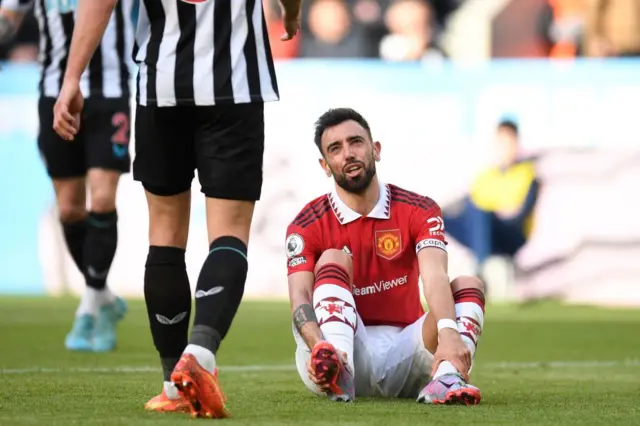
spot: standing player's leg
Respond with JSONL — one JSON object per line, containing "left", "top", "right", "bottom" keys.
{"left": 169, "top": 103, "right": 265, "bottom": 418}
{"left": 132, "top": 105, "right": 194, "bottom": 413}
{"left": 82, "top": 98, "right": 134, "bottom": 352}
{"left": 38, "top": 96, "right": 95, "bottom": 351}
{"left": 417, "top": 275, "right": 486, "bottom": 405}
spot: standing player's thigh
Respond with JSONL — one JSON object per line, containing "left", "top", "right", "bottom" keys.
{"left": 81, "top": 97, "right": 132, "bottom": 174}
{"left": 194, "top": 102, "right": 264, "bottom": 200}
{"left": 37, "top": 96, "right": 86, "bottom": 178}
{"left": 379, "top": 314, "right": 434, "bottom": 398}
{"left": 133, "top": 105, "right": 196, "bottom": 194}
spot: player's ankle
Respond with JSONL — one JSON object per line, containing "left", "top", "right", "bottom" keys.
{"left": 183, "top": 343, "right": 216, "bottom": 373}
{"left": 163, "top": 381, "right": 180, "bottom": 399}
{"left": 433, "top": 361, "right": 459, "bottom": 379}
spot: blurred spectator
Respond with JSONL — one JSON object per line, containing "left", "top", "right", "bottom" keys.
{"left": 0, "top": 8, "right": 38, "bottom": 62}
{"left": 584, "top": 0, "right": 640, "bottom": 57}
{"left": 538, "top": 0, "right": 587, "bottom": 58}
{"left": 299, "top": 0, "right": 372, "bottom": 58}
{"left": 443, "top": 119, "right": 539, "bottom": 277}
{"left": 379, "top": 0, "right": 446, "bottom": 62}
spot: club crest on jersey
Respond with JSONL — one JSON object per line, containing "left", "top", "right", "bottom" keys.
{"left": 375, "top": 229, "right": 402, "bottom": 260}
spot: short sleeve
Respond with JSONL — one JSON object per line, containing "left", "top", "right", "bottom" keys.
{"left": 285, "top": 223, "right": 320, "bottom": 275}
{"left": 411, "top": 201, "right": 448, "bottom": 254}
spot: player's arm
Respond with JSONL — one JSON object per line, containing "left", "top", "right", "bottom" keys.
{"left": 289, "top": 272, "right": 323, "bottom": 349}
{"left": 412, "top": 204, "right": 457, "bottom": 332}
{"left": 61, "top": 0, "right": 117, "bottom": 83}
{"left": 0, "top": 0, "right": 32, "bottom": 45}
{"left": 286, "top": 225, "right": 323, "bottom": 350}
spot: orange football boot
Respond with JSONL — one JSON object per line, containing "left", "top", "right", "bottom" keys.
{"left": 144, "top": 388, "right": 191, "bottom": 413}
{"left": 170, "top": 353, "right": 230, "bottom": 419}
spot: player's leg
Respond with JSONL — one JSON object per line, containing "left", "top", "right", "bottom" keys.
{"left": 133, "top": 105, "right": 194, "bottom": 413}
{"left": 417, "top": 275, "right": 486, "bottom": 405}
{"left": 81, "top": 98, "right": 134, "bottom": 351}
{"left": 169, "top": 103, "right": 265, "bottom": 417}
{"left": 38, "top": 96, "right": 95, "bottom": 351}
{"left": 307, "top": 248, "right": 357, "bottom": 401}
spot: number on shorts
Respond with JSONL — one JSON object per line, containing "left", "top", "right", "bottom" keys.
{"left": 111, "top": 112, "right": 130, "bottom": 145}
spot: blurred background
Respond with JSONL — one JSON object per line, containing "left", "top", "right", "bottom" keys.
{"left": 1, "top": 0, "right": 640, "bottom": 307}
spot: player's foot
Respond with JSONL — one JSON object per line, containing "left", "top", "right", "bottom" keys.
{"left": 170, "top": 353, "right": 230, "bottom": 418}
{"left": 311, "top": 341, "right": 355, "bottom": 402}
{"left": 92, "top": 297, "right": 127, "bottom": 352}
{"left": 64, "top": 314, "right": 94, "bottom": 351}
{"left": 417, "top": 372, "right": 481, "bottom": 405}
{"left": 144, "top": 389, "right": 191, "bottom": 413}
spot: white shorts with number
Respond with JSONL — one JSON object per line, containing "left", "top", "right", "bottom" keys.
{"left": 293, "top": 313, "right": 434, "bottom": 398}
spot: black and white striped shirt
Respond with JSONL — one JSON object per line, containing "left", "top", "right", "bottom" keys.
{"left": 134, "top": 0, "right": 279, "bottom": 107}
{"left": 2, "top": 0, "right": 135, "bottom": 99}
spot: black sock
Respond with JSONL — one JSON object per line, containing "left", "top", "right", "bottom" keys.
{"left": 61, "top": 219, "right": 86, "bottom": 273}
{"left": 83, "top": 211, "right": 118, "bottom": 290}
{"left": 144, "top": 246, "right": 192, "bottom": 381}
{"left": 189, "top": 236, "right": 248, "bottom": 354}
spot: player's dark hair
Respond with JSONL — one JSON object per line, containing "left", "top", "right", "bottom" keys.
{"left": 497, "top": 119, "right": 519, "bottom": 137}
{"left": 314, "top": 108, "right": 373, "bottom": 154}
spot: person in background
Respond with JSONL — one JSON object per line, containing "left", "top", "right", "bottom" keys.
{"left": 379, "top": 0, "right": 446, "bottom": 63}
{"left": 584, "top": 0, "right": 640, "bottom": 57}
{"left": 443, "top": 119, "right": 539, "bottom": 279}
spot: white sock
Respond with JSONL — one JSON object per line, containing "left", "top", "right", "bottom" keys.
{"left": 432, "top": 301, "right": 485, "bottom": 379}
{"left": 184, "top": 343, "right": 216, "bottom": 374}
{"left": 98, "top": 287, "right": 117, "bottom": 305}
{"left": 75, "top": 287, "right": 101, "bottom": 316}
{"left": 433, "top": 360, "right": 459, "bottom": 379}
{"left": 163, "top": 381, "right": 180, "bottom": 399}
{"left": 313, "top": 278, "right": 356, "bottom": 373}
{"left": 455, "top": 301, "right": 485, "bottom": 374}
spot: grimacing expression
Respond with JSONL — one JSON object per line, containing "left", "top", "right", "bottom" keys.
{"left": 320, "top": 120, "right": 380, "bottom": 194}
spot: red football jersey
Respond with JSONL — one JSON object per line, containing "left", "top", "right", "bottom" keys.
{"left": 285, "top": 183, "right": 447, "bottom": 328}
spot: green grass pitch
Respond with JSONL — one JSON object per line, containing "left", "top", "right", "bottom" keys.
{"left": 0, "top": 297, "right": 639, "bottom": 425}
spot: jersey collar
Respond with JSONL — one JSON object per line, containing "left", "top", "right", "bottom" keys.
{"left": 328, "top": 182, "right": 391, "bottom": 225}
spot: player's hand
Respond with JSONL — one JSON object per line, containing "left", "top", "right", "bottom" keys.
{"left": 432, "top": 328, "right": 472, "bottom": 380}
{"left": 307, "top": 349, "right": 348, "bottom": 392}
{"left": 53, "top": 78, "right": 84, "bottom": 141}
{"left": 279, "top": 0, "right": 301, "bottom": 41}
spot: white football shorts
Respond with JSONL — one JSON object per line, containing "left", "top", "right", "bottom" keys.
{"left": 293, "top": 313, "right": 434, "bottom": 398}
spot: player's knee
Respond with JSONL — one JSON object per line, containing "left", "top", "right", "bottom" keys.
{"left": 146, "top": 191, "right": 191, "bottom": 248}
{"left": 58, "top": 203, "right": 86, "bottom": 223}
{"left": 315, "top": 249, "right": 353, "bottom": 278}
{"left": 205, "top": 198, "right": 255, "bottom": 245}
{"left": 53, "top": 179, "right": 86, "bottom": 222}
{"left": 450, "top": 275, "right": 485, "bottom": 293}
{"left": 88, "top": 169, "right": 120, "bottom": 212}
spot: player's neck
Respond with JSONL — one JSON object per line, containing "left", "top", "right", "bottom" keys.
{"left": 335, "top": 177, "right": 381, "bottom": 217}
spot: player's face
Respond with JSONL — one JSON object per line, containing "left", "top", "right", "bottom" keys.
{"left": 319, "top": 120, "right": 381, "bottom": 194}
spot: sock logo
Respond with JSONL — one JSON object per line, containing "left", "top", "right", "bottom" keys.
{"left": 314, "top": 297, "right": 357, "bottom": 331}
{"left": 156, "top": 311, "right": 188, "bottom": 325}
{"left": 87, "top": 266, "right": 109, "bottom": 280}
{"left": 195, "top": 286, "right": 224, "bottom": 299}
{"left": 458, "top": 316, "right": 481, "bottom": 345}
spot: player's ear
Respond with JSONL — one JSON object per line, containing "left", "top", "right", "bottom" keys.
{"left": 319, "top": 158, "right": 332, "bottom": 178}
{"left": 373, "top": 141, "right": 381, "bottom": 162}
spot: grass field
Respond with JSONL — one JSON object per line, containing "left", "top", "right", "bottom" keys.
{"left": 1, "top": 297, "right": 639, "bottom": 425}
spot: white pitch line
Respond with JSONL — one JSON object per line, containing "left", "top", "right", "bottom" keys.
{"left": 1, "top": 360, "right": 639, "bottom": 375}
